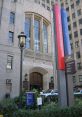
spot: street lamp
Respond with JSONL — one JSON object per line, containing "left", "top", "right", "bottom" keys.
{"left": 18, "top": 32, "right": 26, "bottom": 108}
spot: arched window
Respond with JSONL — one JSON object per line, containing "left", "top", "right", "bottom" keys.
{"left": 43, "top": 23, "right": 48, "bottom": 53}
{"left": 34, "top": 19, "right": 40, "bottom": 51}
{"left": 25, "top": 18, "right": 31, "bottom": 48}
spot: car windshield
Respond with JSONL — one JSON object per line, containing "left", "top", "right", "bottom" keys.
{"left": 51, "top": 89, "right": 58, "bottom": 93}
{"left": 43, "top": 89, "right": 52, "bottom": 93}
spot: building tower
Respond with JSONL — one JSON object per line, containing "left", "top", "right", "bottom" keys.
{"left": 58, "top": 0, "right": 82, "bottom": 90}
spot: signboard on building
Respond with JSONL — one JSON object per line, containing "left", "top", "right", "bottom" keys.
{"left": 23, "top": 80, "right": 28, "bottom": 89}
{"left": 26, "top": 92, "right": 35, "bottom": 106}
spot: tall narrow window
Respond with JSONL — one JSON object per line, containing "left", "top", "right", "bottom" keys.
{"left": 10, "top": 12, "right": 15, "bottom": 24}
{"left": 79, "top": 75, "right": 82, "bottom": 82}
{"left": 7, "top": 55, "right": 13, "bottom": 69}
{"left": 43, "top": 23, "right": 48, "bottom": 53}
{"left": 77, "top": 62, "right": 82, "bottom": 70}
{"left": 76, "top": 51, "right": 80, "bottom": 59}
{"left": 25, "top": 18, "right": 31, "bottom": 48}
{"left": 73, "top": 22, "right": 77, "bottom": 28}
{"left": 72, "top": 76, "right": 76, "bottom": 83}
{"left": 77, "top": 9, "right": 81, "bottom": 16}
{"left": 34, "top": 19, "right": 40, "bottom": 51}
{"left": 74, "top": 31, "right": 78, "bottom": 38}
{"left": 72, "top": 13, "right": 75, "bottom": 19}
{"left": 80, "top": 29, "right": 82, "bottom": 35}
{"left": 79, "top": 18, "right": 82, "bottom": 25}
{"left": 8, "top": 31, "right": 14, "bottom": 44}
{"left": 75, "top": 41, "right": 79, "bottom": 48}
{"left": 71, "top": 4, "right": 74, "bottom": 9}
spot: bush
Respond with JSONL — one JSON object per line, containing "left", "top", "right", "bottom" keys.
{"left": 74, "top": 97, "right": 82, "bottom": 106}
{"left": 0, "top": 99, "right": 18, "bottom": 117}
{"left": 0, "top": 98, "right": 82, "bottom": 117}
{"left": 12, "top": 105, "right": 82, "bottom": 117}
{"left": 0, "top": 94, "right": 82, "bottom": 117}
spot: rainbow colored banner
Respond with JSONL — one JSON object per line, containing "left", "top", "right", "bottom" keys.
{"left": 53, "top": 4, "right": 65, "bottom": 70}
{"left": 61, "top": 7, "right": 71, "bottom": 56}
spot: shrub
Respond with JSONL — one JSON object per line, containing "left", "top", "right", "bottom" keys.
{"left": 11, "top": 104, "right": 82, "bottom": 117}
{"left": 0, "top": 99, "right": 18, "bottom": 117}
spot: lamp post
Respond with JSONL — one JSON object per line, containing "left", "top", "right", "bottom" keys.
{"left": 18, "top": 32, "right": 26, "bottom": 108}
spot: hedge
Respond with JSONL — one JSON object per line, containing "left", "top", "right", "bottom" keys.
{"left": 0, "top": 104, "right": 82, "bottom": 117}
{"left": 11, "top": 105, "right": 82, "bottom": 117}
{"left": 0, "top": 98, "right": 82, "bottom": 117}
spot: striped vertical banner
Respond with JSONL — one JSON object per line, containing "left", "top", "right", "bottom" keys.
{"left": 53, "top": 4, "right": 65, "bottom": 70}
{"left": 61, "top": 7, "right": 71, "bottom": 56}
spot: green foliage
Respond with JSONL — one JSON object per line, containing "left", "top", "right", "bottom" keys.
{"left": 0, "top": 99, "right": 18, "bottom": 117}
{"left": 0, "top": 98, "right": 82, "bottom": 117}
{"left": 74, "top": 97, "right": 82, "bottom": 106}
{"left": 0, "top": 92, "right": 82, "bottom": 117}
{"left": 12, "top": 105, "right": 82, "bottom": 117}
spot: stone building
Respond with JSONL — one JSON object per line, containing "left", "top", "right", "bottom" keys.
{"left": 0, "top": 0, "right": 56, "bottom": 99}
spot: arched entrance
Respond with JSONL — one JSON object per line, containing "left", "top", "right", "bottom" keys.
{"left": 30, "top": 72, "right": 43, "bottom": 91}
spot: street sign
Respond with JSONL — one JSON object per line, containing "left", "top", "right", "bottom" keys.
{"left": 26, "top": 92, "right": 35, "bottom": 106}
{"left": 37, "top": 97, "right": 42, "bottom": 106}
{"left": 65, "top": 59, "right": 76, "bottom": 74}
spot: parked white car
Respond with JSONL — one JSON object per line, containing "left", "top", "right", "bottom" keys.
{"left": 74, "top": 90, "right": 82, "bottom": 95}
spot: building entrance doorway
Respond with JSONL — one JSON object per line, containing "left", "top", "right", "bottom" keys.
{"left": 29, "top": 72, "right": 43, "bottom": 91}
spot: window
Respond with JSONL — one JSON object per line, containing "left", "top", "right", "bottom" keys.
{"left": 76, "top": 0, "right": 80, "bottom": 5}
{"left": 8, "top": 31, "right": 14, "bottom": 44}
{"left": 10, "top": 12, "right": 15, "bottom": 24}
{"left": 71, "top": 4, "right": 74, "bottom": 9}
{"left": 35, "top": 0, "right": 40, "bottom": 4}
{"left": 75, "top": 41, "right": 79, "bottom": 48}
{"left": 11, "top": 0, "right": 17, "bottom": 2}
{"left": 73, "top": 22, "right": 77, "bottom": 28}
{"left": 70, "top": 43, "right": 73, "bottom": 49}
{"left": 66, "top": 7, "right": 69, "bottom": 12}
{"left": 67, "top": 16, "right": 70, "bottom": 22}
{"left": 76, "top": 51, "right": 80, "bottom": 59}
{"left": 79, "top": 18, "right": 82, "bottom": 25}
{"left": 51, "top": 1, "right": 54, "bottom": 6}
{"left": 7, "top": 55, "right": 13, "bottom": 69}
{"left": 43, "top": 23, "right": 48, "bottom": 53}
{"left": 79, "top": 75, "right": 82, "bottom": 82}
{"left": 72, "top": 76, "right": 76, "bottom": 83}
{"left": 46, "top": 0, "right": 49, "bottom": 3}
{"left": 47, "top": 6, "right": 50, "bottom": 11}
{"left": 25, "top": 18, "right": 31, "bottom": 48}
{"left": 68, "top": 25, "right": 71, "bottom": 30}
{"left": 72, "top": 13, "right": 75, "bottom": 19}
{"left": 77, "top": 9, "right": 81, "bottom": 16}
{"left": 34, "top": 19, "right": 40, "bottom": 51}
{"left": 69, "top": 34, "right": 72, "bottom": 40}
{"left": 42, "top": 3, "right": 45, "bottom": 7}
{"left": 74, "top": 31, "right": 78, "bottom": 38}
{"left": 81, "top": 39, "right": 82, "bottom": 45}
{"left": 77, "top": 62, "right": 81, "bottom": 70}
{"left": 61, "top": 3, "right": 63, "bottom": 6}
{"left": 80, "top": 29, "right": 82, "bottom": 35}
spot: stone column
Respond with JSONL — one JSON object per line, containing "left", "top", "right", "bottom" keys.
{"left": 30, "top": 13, "right": 34, "bottom": 50}
{"left": 48, "top": 24, "right": 51, "bottom": 54}
{"left": 40, "top": 17, "right": 43, "bottom": 52}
